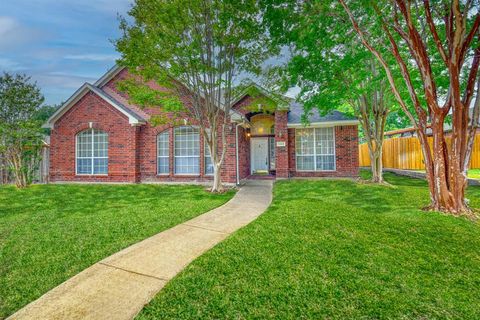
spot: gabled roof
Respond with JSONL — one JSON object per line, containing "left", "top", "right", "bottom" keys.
{"left": 94, "top": 65, "right": 125, "bottom": 87}
{"left": 229, "top": 82, "right": 290, "bottom": 110}
{"left": 42, "top": 83, "right": 147, "bottom": 129}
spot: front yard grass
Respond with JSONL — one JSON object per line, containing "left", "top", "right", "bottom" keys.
{"left": 469, "top": 169, "right": 480, "bottom": 179}
{"left": 0, "top": 184, "right": 234, "bottom": 319}
{"left": 138, "top": 172, "right": 480, "bottom": 319}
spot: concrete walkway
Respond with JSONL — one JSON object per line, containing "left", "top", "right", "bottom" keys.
{"left": 9, "top": 180, "right": 273, "bottom": 320}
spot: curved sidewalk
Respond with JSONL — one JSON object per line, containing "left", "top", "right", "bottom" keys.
{"left": 9, "top": 180, "right": 273, "bottom": 320}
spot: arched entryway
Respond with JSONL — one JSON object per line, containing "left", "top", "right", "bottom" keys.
{"left": 249, "top": 114, "right": 276, "bottom": 175}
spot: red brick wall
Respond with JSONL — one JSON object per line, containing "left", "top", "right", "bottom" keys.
{"left": 287, "top": 125, "right": 359, "bottom": 177}
{"left": 111, "top": 120, "right": 239, "bottom": 184}
{"left": 275, "top": 111, "right": 289, "bottom": 178}
{"left": 237, "top": 126, "right": 250, "bottom": 179}
{"left": 49, "top": 92, "right": 140, "bottom": 182}
{"left": 50, "top": 67, "right": 358, "bottom": 184}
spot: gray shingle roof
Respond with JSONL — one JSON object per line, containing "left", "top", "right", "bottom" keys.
{"left": 287, "top": 102, "right": 356, "bottom": 124}
{"left": 88, "top": 85, "right": 148, "bottom": 122}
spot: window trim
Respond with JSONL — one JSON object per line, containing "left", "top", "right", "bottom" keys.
{"left": 75, "top": 128, "right": 109, "bottom": 176}
{"left": 173, "top": 126, "right": 201, "bottom": 176}
{"left": 295, "top": 127, "right": 336, "bottom": 172}
{"left": 156, "top": 130, "right": 170, "bottom": 176}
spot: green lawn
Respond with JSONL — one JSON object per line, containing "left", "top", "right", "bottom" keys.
{"left": 138, "top": 172, "right": 480, "bottom": 319}
{"left": 0, "top": 184, "right": 234, "bottom": 319}
{"left": 469, "top": 169, "right": 480, "bottom": 179}
{"left": 411, "top": 169, "right": 480, "bottom": 180}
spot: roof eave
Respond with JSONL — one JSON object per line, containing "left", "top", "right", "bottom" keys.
{"left": 43, "top": 82, "right": 146, "bottom": 129}
{"left": 287, "top": 120, "right": 360, "bottom": 128}
{"left": 94, "top": 65, "right": 125, "bottom": 87}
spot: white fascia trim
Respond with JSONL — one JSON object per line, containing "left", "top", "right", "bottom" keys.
{"left": 43, "top": 83, "right": 145, "bottom": 129}
{"left": 287, "top": 120, "right": 359, "bottom": 128}
{"left": 94, "top": 65, "right": 125, "bottom": 87}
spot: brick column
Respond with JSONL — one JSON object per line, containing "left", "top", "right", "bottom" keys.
{"left": 275, "top": 110, "right": 289, "bottom": 178}
{"left": 127, "top": 125, "right": 141, "bottom": 183}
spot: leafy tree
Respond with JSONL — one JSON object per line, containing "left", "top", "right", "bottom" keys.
{"left": 337, "top": 0, "right": 480, "bottom": 215}
{"left": 115, "top": 0, "right": 273, "bottom": 192}
{"left": 35, "top": 103, "right": 61, "bottom": 135}
{"left": 0, "top": 73, "right": 45, "bottom": 188}
{"left": 262, "top": 1, "right": 404, "bottom": 183}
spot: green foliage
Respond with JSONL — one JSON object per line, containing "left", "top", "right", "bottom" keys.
{"left": 0, "top": 183, "right": 235, "bottom": 318}
{"left": 0, "top": 73, "right": 45, "bottom": 187}
{"left": 34, "top": 103, "right": 61, "bottom": 135}
{"left": 115, "top": 0, "right": 273, "bottom": 114}
{"left": 233, "top": 82, "right": 288, "bottom": 114}
{"left": 115, "top": 0, "right": 274, "bottom": 191}
{"left": 262, "top": 0, "right": 409, "bottom": 131}
{"left": 137, "top": 172, "right": 480, "bottom": 319}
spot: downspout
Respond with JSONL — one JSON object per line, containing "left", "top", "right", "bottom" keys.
{"left": 235, "top": 122, "right": 242, "bottom": 186}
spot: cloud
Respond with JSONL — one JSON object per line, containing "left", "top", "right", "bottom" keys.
{"left": 0, "top": 58, "right": 24, "bottom": 71}
{"left": 33, "top": 72, "right": 97, "bottom": 89}
{"left": 64, "top": 53, "right": 119, "bottom": 61}
{"left": 0, "top": 16, "right": 48, "bottom": 50}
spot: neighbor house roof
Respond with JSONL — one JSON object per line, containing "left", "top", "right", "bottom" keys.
{"left": 287, "top": 102, "right": 359, "bottom": 127}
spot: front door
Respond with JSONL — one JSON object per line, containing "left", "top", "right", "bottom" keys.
{"left": 251, "top": 137, "right": 269, "bottom": 174}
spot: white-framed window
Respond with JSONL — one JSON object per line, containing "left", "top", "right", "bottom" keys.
{"left": 76, "top": 129, "right": 108, "bottom": 175}
{"left": 295, "top": 127, "right": 335, "bottom": 171}
{"left": 157, "top": 130, "right": 170, "bottom": 175}
{"left": 174, "top": 126, "right": 200, "bottom": 174}
{"left": 204, "top": 141, "right": 214, "bottom": 175}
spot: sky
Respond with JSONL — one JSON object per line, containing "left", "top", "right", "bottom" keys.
{"left": 0, "top": 0, "right": 132, "bottom": 105}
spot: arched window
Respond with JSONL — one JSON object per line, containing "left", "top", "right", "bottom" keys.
{"left": 76, "top": 129, "right": 108, "bottom": 175}
{"left": 157, "top": 130, "right": 170, "bottom": 175}
{"left": 174, "top": 126, "right": 200, "bottom": 174}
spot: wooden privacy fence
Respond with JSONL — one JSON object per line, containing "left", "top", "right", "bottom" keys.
{"left": 359, "top": 133, "right": 480, "bottom": 170}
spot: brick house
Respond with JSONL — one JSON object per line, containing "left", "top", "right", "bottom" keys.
{"left": 44, "top": 66, "right": 359, "bottom": 184}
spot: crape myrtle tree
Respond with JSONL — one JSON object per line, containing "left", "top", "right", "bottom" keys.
{"left": 337, "top": 0, "right": 480, "bottom": 215}
{"left": 115, "top": 0, "right": 272, "bottom": 192}
{"left": 262, "top": 1, "right": 400, "bottom": 183}
{"left": 0, "top": 73, "right": 45, "bottom": 188}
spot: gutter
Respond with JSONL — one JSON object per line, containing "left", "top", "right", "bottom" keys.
{"left": 287, "top": 120, "right": 359, "bottom": 128}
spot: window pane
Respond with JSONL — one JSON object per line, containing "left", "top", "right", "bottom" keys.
{"left": 77, "top": 131, "right": 92, "bottom": 158}
{"left": 77, "top": 158, "right": 92, "bottom": 174}
{"left": 93, "top": 130, "right": 108, "bottom": 157}
{"left": 157, "top": 131, "right": 169, "bottom": 157}
{"left": 93, "top": 158, "right": 108, "bottom": 174}
{"left": 315, "top": 127, "right": 335, "bottom": 170}
{"left": 295, "top": 129, "right": 314, "bottom": 155}
{"left": 175, "top": 157, "right": 200, "bottom": 174}
{"left": 315, "top": 127, "right": 334, "bottom": 156}
{"left": 269, "top": 137, "right": 275, "bottom": 170}
{"left": 174, "top": 127, "right": 200, "bottom": 174}
{"left": 76, "top": 129, "right": 108, "bottom": 175}
{"left": 158, "top": 157, "right": 169, "bottom": 174}
{"left": 296, "top": 155, "right": 315, "bottom": 171}
{"left": 157, "top": 131, "right": 170, "bottom": 174}
{"left": 316, "top": 155, "right": 335, "bottom": 171}
{"left": 174, "top": 127, "right": 199, "bottom": 157}
{"left": 204, "top": 141, "right": 214, "bottom": 175}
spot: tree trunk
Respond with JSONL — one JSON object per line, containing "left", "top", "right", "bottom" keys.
{"left": 422, "top": 117, "right": 470, "bottom": 215}
{"left": 370, "top": 147, "right": 384, "bottom": 183}
{"left": 211, "top": 162, "right": 223, "bottom": 193}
